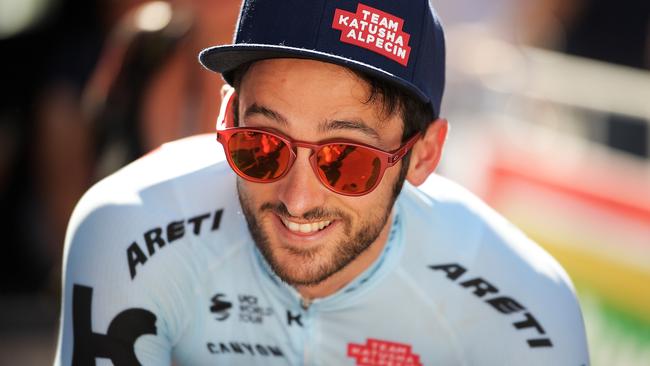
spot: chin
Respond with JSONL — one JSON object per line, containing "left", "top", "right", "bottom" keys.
{"left": 262, "top": 233, "right": 342, "bottom": 286}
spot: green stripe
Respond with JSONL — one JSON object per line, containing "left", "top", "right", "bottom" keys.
{"left": 598, "top": 297, "right": 650, "bottom": 345}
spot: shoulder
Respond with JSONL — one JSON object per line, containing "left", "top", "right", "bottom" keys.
{"left": 65, "top": 133, "right": 240, "bottom": 282}
{"left": 73, "top": 133, "right": 228, "bottom": 216}
{"left": 401, "top": 174, "right": 576, "bottom": 296}
{"left": 399, "top": 174, "right": 574, "bottom": 290}
{"left": 395, "top": 175, "right": 589, "bottom": 363}
{"left": 69, "top": 133, "right": 232, "bottom": 233}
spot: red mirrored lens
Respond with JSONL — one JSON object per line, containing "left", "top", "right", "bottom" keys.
{"left": 227, "top": 131, "right": 291, "bottom": 180}
{"left": 316, "top": 144, "right": 381, "bottom": 194}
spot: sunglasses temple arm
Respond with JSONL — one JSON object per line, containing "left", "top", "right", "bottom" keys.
{"left": 388, "top": 133, "right": 421, "bottom": 166}
{"left": 216, "top": 88, "right": 237, "bottom": 130}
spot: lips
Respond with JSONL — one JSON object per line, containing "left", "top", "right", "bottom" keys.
{"left": 280, "top": 217, "right": 332, "bottom": 234}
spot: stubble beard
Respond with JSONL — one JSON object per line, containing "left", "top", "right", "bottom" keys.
{"left": 237, "top": 180, "right": 400, "bottom": 288}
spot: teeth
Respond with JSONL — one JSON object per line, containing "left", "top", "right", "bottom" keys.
{"left": 300, "top": 224, "right": 312, "bottom": 233}
{"left": 282, "top": 218, "right": 332, "bottom": 234}
{"left": 287, "top": 221, "right": 300, "bottom": 232}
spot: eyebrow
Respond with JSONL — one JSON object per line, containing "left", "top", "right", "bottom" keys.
{"left": 242, "top": 102, "right": 380, "bottom": 141}
{"left": 319, "top": 119, "right": 380, "bottom": 141}
{"left": 243, "top": 103, "right": 288, "bottom": 126}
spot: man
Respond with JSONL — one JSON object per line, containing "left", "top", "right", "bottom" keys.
{"left": 54, "top": 0, "right": 590, "bottom": 365}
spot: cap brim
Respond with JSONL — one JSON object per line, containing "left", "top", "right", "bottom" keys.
{"left": 199, "top": 44, "right": 430, "bottom": 105}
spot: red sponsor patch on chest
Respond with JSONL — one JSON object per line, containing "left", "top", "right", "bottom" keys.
{"left": 347, "top": 338, "right": 423, "bottom": 366}
{"left": 332, "top": 3, "right": 412, "bottom": 66}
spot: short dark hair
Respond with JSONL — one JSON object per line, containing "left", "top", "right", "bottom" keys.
{"left": 230, "top": 61, "right": 434, "bottom": 142}
{"left": 352, "top": 70, "right": 434, "bottom": 142}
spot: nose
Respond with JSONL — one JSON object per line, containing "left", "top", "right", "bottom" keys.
{"left": 276, "top": 147, "right": 328, "bottom": 218}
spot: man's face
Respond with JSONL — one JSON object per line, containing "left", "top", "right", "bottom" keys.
{"left": 236, "top": 59, "right": 407, "bottom": 287}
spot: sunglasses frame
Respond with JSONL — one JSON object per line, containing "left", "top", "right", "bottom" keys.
{"left": 215, "top": 89, "right": 421, "bottom": 196}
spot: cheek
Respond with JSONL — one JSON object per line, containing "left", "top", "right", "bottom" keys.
{"left": 367, "top": 164, "right": 404, "bottom": 209}
{"left": 238, "top": 179, "right": 276, "bottom": 202}
{"left": 340, "top": 177, "right": 395, "bottom": 220}
{"left": 237, "top": 179, "right": 266, "bottom": 219}
{"left": 237, "top": 179, "right": 285, "bottom": 226}
{"left": 377, "top": 162, "right": 403, "bottom": 193}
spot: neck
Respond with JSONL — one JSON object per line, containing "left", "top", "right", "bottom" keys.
{"left": 295, "top": 211, "right": 395, "bottom": 301}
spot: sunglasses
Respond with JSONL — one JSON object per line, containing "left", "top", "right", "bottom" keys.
{"left": 215, "top": 90, "right": 420, "bottom": 196}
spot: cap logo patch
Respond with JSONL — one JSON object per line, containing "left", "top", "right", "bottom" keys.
{"left": 332, "top": 3, "right": 411, "bottom": 66}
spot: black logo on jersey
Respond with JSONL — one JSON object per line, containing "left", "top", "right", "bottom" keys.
{"left": 210, "top": 293, "right": 233, "bottom": 321}
{"left": 287, "top": 310, "right": 303, "bottom": 327}
{"left": 208, "top": 293, "right": 274, "bottom": 324}
{"left": 206, "top": 341, "right": 285, "bottom": 358}
{"left": 238, "top": 295, "right": 273, "bottom": 324}
{"left": 127, "top": 209, "right": 224, "bottom": 280}
{"left": 429, "top": 263, "right": 553, "bottom": 348}
{"left": 72, "top": 284, "right": 157, "bottom": 366}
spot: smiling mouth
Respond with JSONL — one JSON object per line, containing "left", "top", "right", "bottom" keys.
{"left": 280, "top": 217, "right": 333, "bottom": 234}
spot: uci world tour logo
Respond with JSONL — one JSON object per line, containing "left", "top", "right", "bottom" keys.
{"left": 332, "top": 3, "right": 411, "bottom": 66}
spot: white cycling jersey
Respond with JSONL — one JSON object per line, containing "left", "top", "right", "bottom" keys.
{"left": 54, "top": 134, "right": 589, "bottom": 366}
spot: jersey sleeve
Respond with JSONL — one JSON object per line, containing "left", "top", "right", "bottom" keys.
{"left": 465, "top": 219, "right": 591, "bottom": 365}
{"left": 412, "top": 177, "right": 590, "bottom": 365}
{"left": 53, "top": 177, "right": 201, "bottom": 366}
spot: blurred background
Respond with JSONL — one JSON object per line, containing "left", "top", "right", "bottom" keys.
{"left": 0, "top": 0, "right": 648, "bottom": 364}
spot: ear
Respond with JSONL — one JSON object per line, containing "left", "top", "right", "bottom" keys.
{"left": 406, "top": 118, "right": 448, "bottom": 186}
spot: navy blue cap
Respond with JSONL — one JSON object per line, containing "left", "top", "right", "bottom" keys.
{"left": 199, "top": 0, "right": 445, "bottom": 118}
